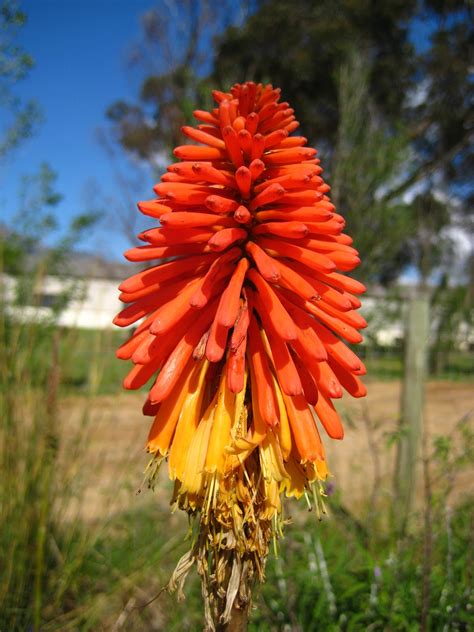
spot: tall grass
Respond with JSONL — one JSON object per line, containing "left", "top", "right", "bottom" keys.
{"left": 0, "top": 288, "right": 92, "bottom": 629}
{"left": 0, "top": 254, "right": 131, "bottom": 630}
{"left": 0, "top": 267, "right": 183, "bottom": 631}
{"left": 251, "top": 498, "right": 473, "bottom": 630}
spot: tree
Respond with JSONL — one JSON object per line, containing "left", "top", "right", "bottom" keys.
{"left": 213, "top": 0, "right": 473, "bottom": 283}
{"left": 331, "top": 47, "right": 413, "bottom": 283}
{"left": 0, "top": 0, "right": 41, "bottom": 160}
{"left": 214, "top": 0, "right": 417, "bottom": 161}
{"left": 1, "top": 162, "right": 62, "bottom": 275}
{"left": 106, "top": 0, "right": 253, "bottom": 172}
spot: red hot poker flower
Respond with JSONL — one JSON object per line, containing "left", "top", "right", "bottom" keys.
{"left": 115, "top": 81, "right": 367, "bottom": 626}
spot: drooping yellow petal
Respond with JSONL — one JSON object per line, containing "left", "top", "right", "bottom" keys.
{"left": 205, "top": 370, "right": 235, "bottom": 475}
{"left": 227, "top": 360, "right": 268, "bottom": 461}
{"left": 279, "top": 456, "right": 308, "bottom": 499}
{"left": 147, "top": 357, "right": 197, "bottom": 456}
{"left": 261, "top": 478, "right": 281, "bottom": 520}
{"left": 179, "top": 393, "right": 216, "bottom": 495}
{"left": 315, "top": 457, "right": 329, "bottom": 480}
{"left": 168, "top": 360, "right": 209, "bottom": 480}
{"left": 260, "top": 431, "right": 288, "bottom": 483}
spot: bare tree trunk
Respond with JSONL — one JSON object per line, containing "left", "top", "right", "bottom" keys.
{"left": 394, "top": 288, "right": 430, "bottom": 533}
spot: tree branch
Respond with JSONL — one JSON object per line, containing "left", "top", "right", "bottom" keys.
{"left": 380, "top": 133, "right": 473, "bottom": 204}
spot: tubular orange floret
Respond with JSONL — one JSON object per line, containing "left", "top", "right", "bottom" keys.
{"left": 215, "top": 258, "right": 250, "bottom": 328}
{"left": 205, "top": 310, "right": 229, "bottom": 362}
{"left": 255, "top": 298, "right": 303, "bottom": 397}
{"left": 245, "top": 241, "right": 281, "bottom": 282}
{"left": 160, "top": 212, "right": 237, "bottom": 229}
{"left": 181, "top": 125, "right": 226, "bottom": 149}
{"left": 205, "top": 194, "right": 240, "bottom": 214}
{"left": 190, "top": 162, "right": 235, "bottom": 187}
{"left": 139, "top": 227, "right": 214, "bottom": 246}
{"left": 235, "top": 166, "right": 252, "bottom": 198}
{"left": 173, "top": 145, "right": 227, "bottom": 161}
{"left": 291, "top": 350, "right": 319, "bottom": 405}
{"left": 253, "top": 220, "right": 309, "bottom": 239}
{"left": 230, "top": 292, "right": 252, "bottom": 352}
{"left": 137, "top": 200, "right": 172, "bottom": 218}
{"left": 283, "top": 392, "right": 325, "bottom": 462}
{"left": 256, "top": 236, "right": 336, "bottom": 273}
{"left": 255, "top": 206, "right": 332, "bottom": 222}
{"left": 149, "top": 300, "right": 218, "bottom": 404}
{"left": 124, "top": 243, "right": 211, "bottom": 261}
{"left": 115, "top": 81, "right": 366, "bottom": 623}
{"left": 188, "top": 250, "right": 239, "bottom": 308}
{"left": 118, "top": 252, "right": 218, "bottom": 294}
{"left": 234, "top": 204, "right": 252, "bottom": 223}
{"left": 247, "top": 268, "right": 297, "bottom": 341}
{"left": 247, "top": 316, "right": 280, "bottom": 427}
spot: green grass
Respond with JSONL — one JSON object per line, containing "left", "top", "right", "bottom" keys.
{"left": 38, "top": 501, "right": 199, "bottom": 631}
{"left": 28, "top": 494, "right": 473, "bottom": 631}
{"left": 10, "top": 323, "right": 469, "bottom": 395}
{"left": 58, "top": 327, "right": 130, "bottom": 394}
{"left": 362, "top": 349, "right": 473, "bottom": 381}
{"left": 252, "top": 498, "right": 473, "bottom": 631}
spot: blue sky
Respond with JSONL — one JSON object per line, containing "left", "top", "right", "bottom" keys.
{"left": 1, "top": 0, "right": 156, "bottom": 260}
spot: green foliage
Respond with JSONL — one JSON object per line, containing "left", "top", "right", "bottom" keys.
{"left": 7, "top": 488, "right": 470, "bottom": 630}
{"left": 0, "top": 302, "right": 472, "bottom": 629}
{"left": 0, "top": 315, "right": 85, "bottom": 631}
{"left": 0, "top": 162, "right": 101, "bottom": 631}
{"left": 429, "top": 272, "right": 474, "bottom": 375}
{"left": 58, "top": 328, "right": 129, "bottom": 394}
{"left": 214, "top": 0, "right": 416, "bottom": 150}
{"left": 107, "top": 66, "right": 213, "bottom": 165}
{"left": 105, "top": 0, "right": 249, "bottom": 170}
{"left": 2, "top": 162, "right": 62, "bottom": 275}
{"left": 1, "top": 162, "right": 100, "bottom": 326}
{"left": 214, "top": 0, "right": 472, "bottom": 200}
{"left": 362, "top": 348, "right": 473, "bottom": 381}
{"left": 250, "top": 499, "right": 473, "bottom": 631}
{"left": 212, "top": 0, "right": 473, "bottom": 286}
{"left": 0, "top": 0, "right": 42, "bottom": 158}
{"left": 331, "top": 47, "right": 413, "bottom": 283}
{"left": 0, "top": 310, "right": 195, "bottom": 629}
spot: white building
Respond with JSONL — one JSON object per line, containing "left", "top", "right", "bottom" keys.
{"left": 2, "top": 254, "right": 129, "bottom": 330}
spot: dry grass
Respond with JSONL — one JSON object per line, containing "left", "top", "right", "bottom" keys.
{"left": 60, "top": 380, "right": 474, "bottom": 522}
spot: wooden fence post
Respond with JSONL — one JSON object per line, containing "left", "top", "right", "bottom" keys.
{"left": 394, "top": 288, "right": 430, "bottom": 533}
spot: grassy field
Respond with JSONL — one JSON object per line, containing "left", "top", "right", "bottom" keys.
{"left": 1, "top": 322, "right": 473, "bottom": 630}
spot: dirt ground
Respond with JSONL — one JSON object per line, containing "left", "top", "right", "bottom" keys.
{"left": 60, "top": 380, "right": 474, "bottom": 522}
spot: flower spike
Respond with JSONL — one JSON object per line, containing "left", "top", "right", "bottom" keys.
{"left": 115, "top": 81, "right": 367, "bottom": 627}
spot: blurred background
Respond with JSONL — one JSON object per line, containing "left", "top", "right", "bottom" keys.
{"left": 0, "top": 0, "right": 472, "bottom": 630}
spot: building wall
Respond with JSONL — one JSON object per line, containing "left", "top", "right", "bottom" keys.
{"left": 57, "top": 277, "right": 124, "bottom": 329}
{"left": 2, "top": 274, "right": 126, "bottom": 330}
